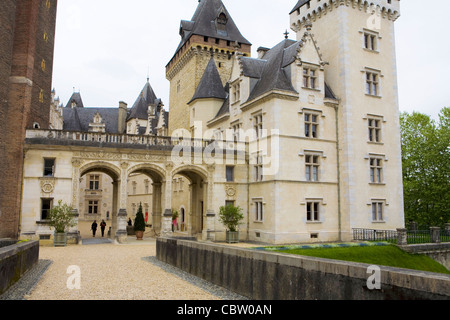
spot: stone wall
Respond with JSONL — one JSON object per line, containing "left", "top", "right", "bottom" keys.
{"left": 0, "top": 240, "right": 39, "bottom": 295}
{"left": 156, "top": 237, "right": 450, "bottom": 300}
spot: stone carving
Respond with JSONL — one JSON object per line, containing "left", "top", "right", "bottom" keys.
{"left": 225, "top": 185, "right": 236, "bottom": 199}
{"left": 40, "top": 178, "right": 55, "bottom": 194}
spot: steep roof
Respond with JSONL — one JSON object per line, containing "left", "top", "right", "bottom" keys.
{"left": 128, "top": 80, "right": 161, "bottom": 120}
{"left": 174, "top": 0, "right": 251, "bottom": 56}
{"left": 290, "top": 0, "right": 310, "bottom": 14}
{"left": 189, "top": 57, "right": 228, "bottom": 104}
{"left": 65, "top": 92, "right": 84, "bottom": 108}
{"left": 245, "top": 39, "right": 299, "bottom": 102}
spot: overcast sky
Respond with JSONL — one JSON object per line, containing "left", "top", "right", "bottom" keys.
{"left": 52, "top": 0, "right": 449, "bottom": 120}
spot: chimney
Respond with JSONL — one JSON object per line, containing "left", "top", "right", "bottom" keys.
{"left": 118, "top": 101, "right": 128, "bottom": 133}
{"left": 257, "top": 46, "right": 269, "bottom": 59}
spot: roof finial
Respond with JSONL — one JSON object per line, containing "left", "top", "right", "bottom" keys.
{"left": 147, "top": 66, "right": 150, "bottom": 82}
{"left": 284, "top": 30, "right": 289, "bottom": 39}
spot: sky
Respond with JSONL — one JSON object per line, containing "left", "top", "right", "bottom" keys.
{"left": 52, "top": 0, "right": 450, "bottom": 120}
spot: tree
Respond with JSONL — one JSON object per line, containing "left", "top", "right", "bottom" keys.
{"left": 48, "top": 200, "right": 77, "bottom": 233}
{"left": 134, "top": 203, "right": 146, "bottom": 232}
{"left": 400, "top": 107, "right": 449, "bottom": 228}
{"left": 218, "top": 204, "right": 244, "bottom": 232}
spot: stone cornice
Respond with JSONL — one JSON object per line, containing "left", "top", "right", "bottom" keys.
{"left": 290, "top": 0, "right": 401, "bottom": 33}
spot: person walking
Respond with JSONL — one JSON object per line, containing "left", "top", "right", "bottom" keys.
{"left": 100, "top": 220, "right": 107, "bottom": 237}
{"left": 91, "top": 220, "right": 98, "bottom": 237}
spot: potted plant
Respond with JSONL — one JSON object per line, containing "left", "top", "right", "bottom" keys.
{"left": 218, "top": 204, "right": 244, "bottom": 243}
{"left": 47, "top": 200, "right": 77, "bottom": 247}
{"left": 134, "top": 203, "right": 146, "bottom": 240}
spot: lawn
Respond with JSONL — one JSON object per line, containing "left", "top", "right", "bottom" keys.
{"left": 274, "top": 245, "right": 450, "bottom": 275}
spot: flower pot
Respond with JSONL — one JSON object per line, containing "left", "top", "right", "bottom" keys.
{"left": 53, "top": 232, "right": 67, "bottom": 247}
{"left": 226, "top": 230, "right": 239, "bottom": 244}
{"left": 135, "top": 231, "right": 144, "bottom": 240}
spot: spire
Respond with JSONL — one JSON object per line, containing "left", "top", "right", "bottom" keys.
{"left": 174, "top": 0, "right": 251, "bottom": 56}
{"left": 188, "top": 57, "right": 227, "bottom": 104}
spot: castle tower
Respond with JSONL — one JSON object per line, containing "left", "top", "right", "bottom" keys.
{"left": 0, "top": 0, "right": 58, "bottom": 238}
{"left": 290, "top": 0, "right": 404, "bottom": 238}
{"left": 166, "top": 0, "right": 251, "bottom": 134}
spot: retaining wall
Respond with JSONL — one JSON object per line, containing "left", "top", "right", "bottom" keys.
{"left": 0, "top": 240, "right": 39, "bottom": 295}
{"left": 156, "top": 237, "right": 450, "bottom": 300}
{"left": 400, "top": 243, "right": 450, "bottom": 270}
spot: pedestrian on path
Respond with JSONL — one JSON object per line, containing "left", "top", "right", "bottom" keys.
{"left": 91, "top": 220, "right": 98, "bottom": 237}
{"left": 100, "top": 220, "right": 107, "bottom": 237}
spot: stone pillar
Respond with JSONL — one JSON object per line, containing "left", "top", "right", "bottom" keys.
{"left": 430, "top": 227, "right": 441, "bottom": 244}
{"left": 161, "top": 166, "right": 173, "bottom": 236}
{"left": 115, "top": 209, "right": 128, "bottom": 243}
{"left": 396, "top": 228, "right": 407, "bottom": 246}
{"left": 68, "top": 209, "right": 80, "bottom": 244}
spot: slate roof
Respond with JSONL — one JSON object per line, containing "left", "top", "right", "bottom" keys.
{"left": 189, "top": 57, "right": 228, "bottom": 104}
{"left": 172, "top": 0, "right": 251, "bottom": 58}
{"left": 244, "top": 39, "right": 299, "bottom": 102}
{"left": 64, "top": 92, "right": 84, "bottom": 108}
{"left": 290, "top": 0, "right": 310, "bottom": 14}
{"left": 63, "top": 107, "right": 120, "bottom": 134}
{"left": 128, "top": 80, "right": 161, "bottom": 120}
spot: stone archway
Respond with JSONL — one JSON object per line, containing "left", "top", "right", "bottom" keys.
{"left": 172, "top": 165, "right": 210, "bottom": 239}
{"left": 76, "top": 162, "right": 123, "bottom": 239}
{"left": 127, "top": 163, "right": 166, "bottom": 235}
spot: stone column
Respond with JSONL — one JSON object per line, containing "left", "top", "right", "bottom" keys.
{"left": 396, "top": 228, "right": 407, "bottom": 246}
{"left": 115, "top": 162, "right": 129, "bottom": 242}
{"left": 430, "top": 227, "right": 441, "bottom": 244}
{"left": 161, "top": 166, "right": 173, "bottom": 236}
{"left": 115, "top": 209, "right": 128, "bottom": 243}
{"left": 152, "top": 182, "right": 162, "bottom": 234}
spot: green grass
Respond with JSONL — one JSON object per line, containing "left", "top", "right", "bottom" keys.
{"left": 275, "top": 245, "right": 450, "bottom": 274}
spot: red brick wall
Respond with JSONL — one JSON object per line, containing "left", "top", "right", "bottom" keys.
{"left": 0, "top": 0, "right": 58, "bottom": 239}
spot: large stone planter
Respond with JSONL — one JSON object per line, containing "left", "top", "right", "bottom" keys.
{"left": 53, "top": 232, "right": 68, "bottom": 247}
{"left": 226, "top": 231, "right": 239, "bottom": 244}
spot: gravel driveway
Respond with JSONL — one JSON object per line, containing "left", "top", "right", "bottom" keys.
{"left": 2, "top": 240, "right": 246, "bottom": 301}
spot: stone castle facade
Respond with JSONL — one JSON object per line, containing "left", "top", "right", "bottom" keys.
{"left": 4, "top": 0, "right": 404, "bottom": 244}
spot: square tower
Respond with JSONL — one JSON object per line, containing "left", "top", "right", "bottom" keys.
{"left": 290, "top": 0, "right": 404, "bottom": 238}
{"left": 0, "top": 0, "right": 58, "bottom": 238}
{"left": 166, "top": 0, "right": 251, "bottom": 135}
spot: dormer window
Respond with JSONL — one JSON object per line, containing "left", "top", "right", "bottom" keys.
{"left": 216, "top": 12, "right": 228, "bottom": 34}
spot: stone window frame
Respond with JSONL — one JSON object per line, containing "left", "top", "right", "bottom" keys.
{"left": 252, "top": 197, "right": 265, "bottom": 223}
{"left": 40, "top": 198, "right": 53, "bottom": 220}
{"left": 360, "top": 28, "right": 382, "bottom": 53}
{"left": 362, "top": 67, "right": 383, "bottom": 97}
{"left": 364, "top": 113, "right": 386, "bottom": 144}
{"left": 43, "top": 158, "right": 56, "bottom": 177}
{"left": 367, "top": 198, "right": 389, "bottom": 223}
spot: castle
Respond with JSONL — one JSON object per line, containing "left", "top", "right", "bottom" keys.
{"left": 1, "top": 0, "right": 404, "bottom": 245}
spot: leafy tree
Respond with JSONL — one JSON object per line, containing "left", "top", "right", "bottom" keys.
{"left": 400, "top": 107, "right": 449, "bottom": 228}
{"left": 48, "top": 200, "right": 77, "bottom": 233}
{"left": 134, "top": 203, "right": 146, "bottom": 232}
{"left": 218, "top": 204, "right": 244, "bottom": 232}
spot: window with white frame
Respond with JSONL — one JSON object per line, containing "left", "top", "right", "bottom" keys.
{"left": 304, "top": 112, "right": 319, "bottom": 138}
{"left": 370, "top": 157, "right": 383, "bottom": 183}
{"left": 254, "top": 153, "right": 264, "bottom": 182}
{"left": 232, "top": 122, "right": 242, "bottom": 142}
{"left": 372, "top": 202, "right": 384, "bottom": 221}
{"left": 232, "top": 82, "right": 240, "bottom": 103}
{"left": 303, "top": 67, "right": 317, "bottom": 89}
{"left": 365, "top": 71, "right": 380, "bottom": 96}
{"left": 254, "top": 200, "right": 264, "bottom": 222}
{"left": 364, "top": 32, "right": 378, "bottom": 51}
{"left": 305, "top": 154, "right": 320, "bottom": 182}
{"left": 253, "top": 113, "right": 263, "bottom": 139}
{"left": 368, "top": 118, "right": 382, "bottom": 142}
{"left": 306, "top": 202, "right": 320, "bottom": 222}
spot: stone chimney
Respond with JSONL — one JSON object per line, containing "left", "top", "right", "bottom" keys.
{"left": 118, "top": 101, "right": 128, "bottom": 133}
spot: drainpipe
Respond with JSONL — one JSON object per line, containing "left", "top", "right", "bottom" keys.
{"left": 334, "top": 104, "right": 342, "bottom": 242}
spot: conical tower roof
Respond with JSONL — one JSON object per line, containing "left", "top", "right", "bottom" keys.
{"left": 128, "top": 79, "right": 160, "bottom": 120}
{"left": 189, "top": 57, "right": 227, "bottom": 103}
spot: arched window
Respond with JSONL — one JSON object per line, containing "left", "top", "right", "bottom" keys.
{"left": 216, "top": 13, "right": 227, "bottom": 32}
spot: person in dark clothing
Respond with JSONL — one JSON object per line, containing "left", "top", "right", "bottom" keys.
{"left": 100, "top": 220, "right": 107, "bottom": 237}
{"left": 91, "top": 220, "right": 98, "bottom": 237}
{"left": 128, "top": 218, "right": 132, "bottom": 226}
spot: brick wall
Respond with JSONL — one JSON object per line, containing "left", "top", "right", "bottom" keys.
{"left": 0, "top": 0, "right": 58, "bottom": 239}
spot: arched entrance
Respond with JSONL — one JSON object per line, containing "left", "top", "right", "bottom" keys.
{"left": 76, "top": 162, "right": 122, "bottom": 239}
{"left": 173, "top": 166, "right": 209, "bottom": 238}
{"left": 127, "top": 164, "right": 165, "bottom": 235}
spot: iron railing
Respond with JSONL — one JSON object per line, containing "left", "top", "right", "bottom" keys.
{"left": 353, "top": 228, "right": 450, "bottom": 244}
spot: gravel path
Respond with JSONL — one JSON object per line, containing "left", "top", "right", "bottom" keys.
{"left": 1, "top": 241, "right": 246, "bottom": 300}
